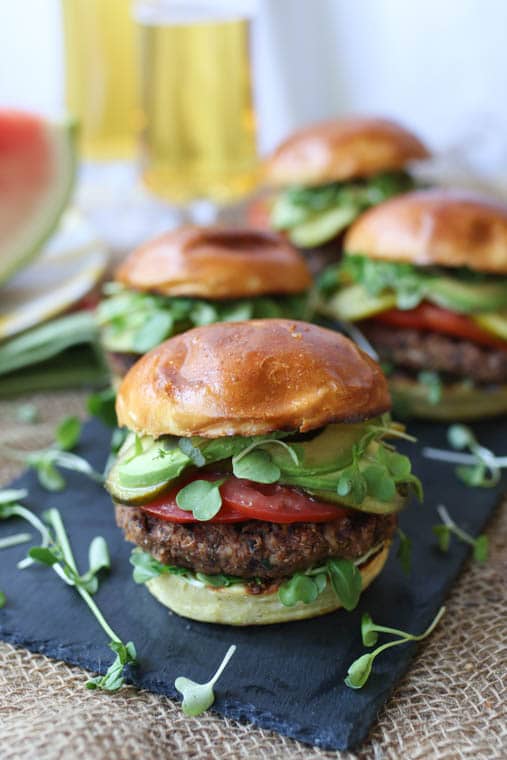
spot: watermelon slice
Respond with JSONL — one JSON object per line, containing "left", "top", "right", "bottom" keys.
{"left": 0, "top": 110, "right": 76, "bottom": 286}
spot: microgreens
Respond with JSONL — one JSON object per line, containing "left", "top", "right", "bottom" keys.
{"left": 175, "top": 645, "right": 236, "bottom": 716}
{"left": 327, "top": 559, "right": 362, "bottom": 611}
{"left": 26, "top": 508, "right": 135, "bottom": 691}
{"left": 129, "top": 549, "right": 245, "bottom": 588}
{"left": 278, "top": 557, "right": 362, "bottom": 611}
{"left": 0, "top": 489, "right": 52, "bottom": 570}
{"left": 232, "top": 439, "right": 299, "bottom": 484}
{"left": 177, "top": 438, "right": 206, "bottom": 467}
{"left": 0, "top": 416, "right": 103, "bottom": 492}
{"left": 423, "top": 424, "right": 504, "bottom": 488}
{"left": 176, "top": 479, "right": 226, "bottom": 521}
{"left": 432, "top": 505, "right": 489, "bottom": 564}
{"left": 345, "top": 606, "right": 446, "bottom": 689}
{"left": 396, "top": 529, "right": 412, "bottom": 576}
{"left": 98, "top": 286, "right": 308, "bottom": 355}
{"left": 0, "top": 532, "right": 32, "bottom": 550}
{"left": 418, "top": 371, "right": 442, "bottom": 405}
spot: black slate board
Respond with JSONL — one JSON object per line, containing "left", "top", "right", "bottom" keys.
{"left": 0, "top": 418, "right": 504, "bottom": 750}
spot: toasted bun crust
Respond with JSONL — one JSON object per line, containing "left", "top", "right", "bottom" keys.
{"left": 345, "top": 189, "right": 507, "bottom": 274}
{"left": 391, "top": 375, "right": 507, "bottom": 420}
{"left": 264, "top": 117, "right": 429, "bottom": 188}
{"left": 116, "top": 319, "right": 390, "bottom": 438}
{"left": 115, "top": 225, "right": 312, "bottom": 298}
{"left": 145, "top": 543, "right": 390, "bottom": 625}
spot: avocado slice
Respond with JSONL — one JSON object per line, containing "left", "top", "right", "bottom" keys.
{"left": 303, "top": 487, "right": 406, "bottom": 514}
{"left": 288, "top": 206, "right": 359, "bottom": 248}
{"left": 321, "top": 283, "right": 397, "bottom": 321}
{"left": 430, "top": 278, "right": 507, "bottom": 314}
{"left": 266, "top": 422, "right": 370, "bottom": 476}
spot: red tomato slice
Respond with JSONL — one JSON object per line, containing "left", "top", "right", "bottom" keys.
{"left": 373, "top": 303, "right": 507, "bottom": 350}
{"left": 140, "top": 473, "right": 347, "bottom": 524}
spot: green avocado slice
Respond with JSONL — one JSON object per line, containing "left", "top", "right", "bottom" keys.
{"left": 321, "top": 283, "right": 397, "bottom": 321}
{"left": 429, "top": 278, "right": 507, "bottom": 313}
{"left": 288, "top": 206, "right": 359, "bottom": 248}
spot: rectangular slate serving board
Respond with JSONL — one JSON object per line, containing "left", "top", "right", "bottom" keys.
{"left": 0, "top": 418, "right": 504, "bottom": 750}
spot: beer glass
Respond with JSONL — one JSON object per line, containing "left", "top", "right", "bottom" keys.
{"left": 134, "top": 0, "right": 258, "bottom": 205}
{"left": 61, "top": 0, "right": 139, "bottom": 160}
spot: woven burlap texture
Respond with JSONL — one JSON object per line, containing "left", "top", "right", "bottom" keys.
{"left": 0, "top": 391, "right": 506, "bottom": 760}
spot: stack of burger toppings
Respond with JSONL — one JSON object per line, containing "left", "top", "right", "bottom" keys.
{"left": 259, "top": 117, "right": 429, "bottom": 270}
{"left": 106, "top": 320, "right": 421, "bottom": 625}
{"left": 318, "top": 189, "right": 507, "bottom": 419}
{"left": 97, "top": 226, "right": 312, "bottom": 382}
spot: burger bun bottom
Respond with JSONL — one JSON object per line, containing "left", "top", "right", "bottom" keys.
{"left": 145, "top": 543, "right": 390, "bottom": 626}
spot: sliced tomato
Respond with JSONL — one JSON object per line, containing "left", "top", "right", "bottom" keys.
{"left": 373, "top": 303, "right": 507, "bottom": 350}
{"left": 140, "top": 473, "right": 347, "bottom": 524}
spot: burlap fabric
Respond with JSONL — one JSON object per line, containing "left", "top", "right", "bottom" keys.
{"left": 0, "top": 391, "right": 505, "bottom": 760}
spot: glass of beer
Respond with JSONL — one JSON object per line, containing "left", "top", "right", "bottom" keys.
{"left": 134, "top": 0, "right": 258, "bottom": 205}
{"left": 61, "top": 0, "right": 139, "bottom": 160}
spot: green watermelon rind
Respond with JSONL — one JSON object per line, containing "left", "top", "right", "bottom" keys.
{"left": 0, "top": 116, "right": 78, "bottom": 288}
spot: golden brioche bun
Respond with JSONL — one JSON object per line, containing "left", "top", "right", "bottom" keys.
{"left": 115, "top": 225, "right": 312, "bottom": 298}
{"left": 264, "top": 117, "right": 429, "bottom": 188}
{"left": 391, "top": 375, "right": 507, "bottom": 420}
{"left": 116, "top": 319, "right": 390, "bottom": 438}
{"left": 145, "top": 543, "right": 390, "bottom": 625}
{"left": 345, "top": 189, "right": 507, "bottom": 274}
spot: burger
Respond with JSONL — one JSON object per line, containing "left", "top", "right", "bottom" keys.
{"left": 249, "top": 117, "right": 429, "bottom": 272}
{"left": 318, "top": 189, "right": 507, "bottom": 419}
{"left": 96, "top": 226, "right": 312, "bottom": 383}
{"left": 106, "top": 319, "right": 421, "bottom": 625}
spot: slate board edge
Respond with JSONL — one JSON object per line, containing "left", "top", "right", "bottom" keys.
{"left": 0, "top": 622, "right": 418, "bottom": 751}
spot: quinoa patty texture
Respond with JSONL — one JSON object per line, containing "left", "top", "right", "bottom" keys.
{"left": 116, "top": 504, "right": 397, "bottom": 580}
{"left": 363, "top": 323, "right": 507, "bottom": 384}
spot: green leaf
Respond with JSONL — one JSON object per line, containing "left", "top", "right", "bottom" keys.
{"left": 232, "top": 449, "right": 281, "bottom": 484}
{"left": 88, "top": 536, "right": 110, "bottom": 575}
{"left": 132, "top": 311, "right": 174, "bottom": 353}
{"left": 361, "top": 613, "right": 378, "bottom": 647}
{"left": 0, "top": 591, "right": 6, "bottom": 608}
{"left": 178, "top": 438, "right": 206, "bottom": 467}
{"left": 278, "top": 574, "right": 321, "bottom": 607}
{"left": 80, "top": 536, "right": 111, "bottom": 592}
{"left": 396, "top": 529, "right": 412, "bottom": 576}
{"left": 175, "top": 645, "right": 236, "bottom": 717}
{"left": 363, "top": 465, "right": 396, "bottom": 502}
{"left": 456, "top": 463, "right": 488, "bottom": 487}
{"left": 418, "top": 371, "right": 442, "bottom": 405}
{"left": 36, "top": 460, "right": 66, "bottom": 492}
{"left": 28, "top": 546, "right": 59, "bottom": 566}
{"left": 448, "top": 424, "right": 474, "bottom": 450}
{"left": 87, "top": 388, "right": 117, "bottom": 428}
{"left": 344, "top": 653, "right": 374, "bottom": 689}
{"left": 326, "top": 558, "right": 362, "bottom": 611}
{"left": 55, "top": 416, "right": 82, "bottom": 451}
{"left": 130, "top": 548, "right": 171, "bottom": 583}
{"left": 432, "top": 524, "right": 451, "bottom": 552}
{"left": 86, "top": 640, "right": 137, "bottom": 692}
{"left": 191, "top": 302, "right": 218, "bottom": 326}
{"left": 473, "top": 535, "right": 489, "bottom": 564}
{"left": 176, "top": 479, "right": 224, "bottom": 521}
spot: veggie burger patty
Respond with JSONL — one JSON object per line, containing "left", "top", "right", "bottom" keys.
{"left": 116, "top": 504, "right": 397, "bottom": 580}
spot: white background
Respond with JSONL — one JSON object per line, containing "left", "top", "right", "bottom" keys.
{"left": 1, "top": 0, "right": 507, "bottom": 170}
